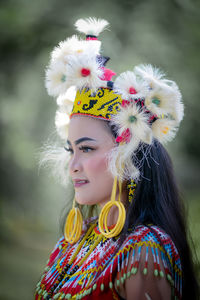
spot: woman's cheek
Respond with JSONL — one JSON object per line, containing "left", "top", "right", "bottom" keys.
{"left": 85, "top": 153, "right": 108, "bottom": 176}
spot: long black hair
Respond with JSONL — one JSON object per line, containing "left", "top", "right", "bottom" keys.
{"left": 61, "top": 120, "right": 199, "bottom": 298}
{"left": 120, "top": 139, "right": 199, "bottom": 299}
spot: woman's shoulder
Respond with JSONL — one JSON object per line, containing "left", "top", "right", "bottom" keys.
{"left": 116, "top": 224, "right": 182, "bottom": 298}
{"left": 123, "top": 224, "right": 176, "bottom": 247}
{"left": 122, "top": 224, "right": 181, "bottom": 269}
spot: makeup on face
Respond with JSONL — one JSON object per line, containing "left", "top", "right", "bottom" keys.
{"left": 67, "top": 116, "right": 116, "bottom": 206}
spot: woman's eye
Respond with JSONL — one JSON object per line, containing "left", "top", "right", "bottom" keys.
{"left": 64, "top": 147, "right": 73, "bottom": 154}
{"left": 64, "top": 146, "right": 94, "bottom": 154}
{"left": 79, "top": 146, "right": 94, "bottom": 153}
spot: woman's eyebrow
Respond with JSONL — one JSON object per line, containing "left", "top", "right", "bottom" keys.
{"left": 67, "top": 137, "right": 96, "bottom": 146}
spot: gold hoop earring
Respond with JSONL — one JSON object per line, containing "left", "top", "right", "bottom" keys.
{"left": 64, "top": 198, "right": 83, "bottom": 244}
{"left": 98, "top": 176, "right": 126, "bottom": 238}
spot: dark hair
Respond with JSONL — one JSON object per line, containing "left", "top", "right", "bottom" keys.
{"left": 61, "top": 120, "right": 199, "bottom": 298}
{"left": 120, "top": 139, "right": 199, "bottom": 299}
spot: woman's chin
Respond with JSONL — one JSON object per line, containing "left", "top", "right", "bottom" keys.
{"left": 77, "top": 201, "right": 96, "bottom": 206}
{"left": 75, "top": 196, "right": 97, "bottom": 206}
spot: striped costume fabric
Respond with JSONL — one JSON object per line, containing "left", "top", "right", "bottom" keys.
{"left": 35, "top": 218, "right": 182, "bottom": 300}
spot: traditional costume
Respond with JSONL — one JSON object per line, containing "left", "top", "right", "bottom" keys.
{"left": 35, "top": 17, "right": 184, "bottom": 300}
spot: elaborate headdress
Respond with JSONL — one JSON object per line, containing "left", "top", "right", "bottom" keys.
{"left": 45, "top": 18, "right": 184, "bottom": 242}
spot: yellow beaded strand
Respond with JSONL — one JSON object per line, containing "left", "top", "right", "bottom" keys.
{"left": 68, "top": 223, "right": 97, "bottom": 263}
{"left": 56, "top": 224, "right": 103, "bottom": 300}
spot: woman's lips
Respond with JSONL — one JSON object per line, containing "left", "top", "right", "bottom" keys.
{"left": 73, "top": 179, "right": 89, "bottom": 188}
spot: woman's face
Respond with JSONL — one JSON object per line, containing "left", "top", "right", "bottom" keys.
{"left": 67, "top": 116, "right": 116, "bottom": 207}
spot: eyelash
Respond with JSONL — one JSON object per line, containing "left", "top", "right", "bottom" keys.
{"left": 64, "top": 146, "right": 94, "bottom": 154}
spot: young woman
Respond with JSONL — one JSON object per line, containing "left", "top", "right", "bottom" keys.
{"left": 35, "top": 18, "right": 199, "bottom": 299}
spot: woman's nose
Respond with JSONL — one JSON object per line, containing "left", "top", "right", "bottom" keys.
{"left": 69, "top": 154, "right": 82, "bottom": 174}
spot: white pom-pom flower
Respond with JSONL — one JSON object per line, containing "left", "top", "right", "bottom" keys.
{"left": 114, "top": 71, "right": 148, "bottom": 100}
{"left": 57, "top": 98, "right": 74, "bottom": 115}
{"left": 134, "top": 64, "right": 184, "bottom": 123}
{"left": 75, "top": 17, "right": 109, "bottom": 36}
{"left": 51, "top": 35, "right": 80, "bottom": 63}
{"left": 66, "top": 53, "right": 103, "bottom": 90}
{"left": 55, "top": 110, "right": 70, "bottom": 140}
{"left": 56, "top": 86, "right": 76, "bottom": 111}
{"left": 45, "top": 61, "right": 68, "bottom": 97}
{"left": 46, "top": 49, "right": 103, "bottom": 96}
{"left": 112, "top": 103, "right": 152, "bottom": 145}
{"left": 152, "top": 118, "right": 178, "bottom": 144}
{"left": 145, "top": 84, "right": 183, "bottom": 121}
{"left": 51, "top": 35, "right": 101, "bottom": 64}
{"left": 55, "top": 86, "right": 77, "bottom": 139}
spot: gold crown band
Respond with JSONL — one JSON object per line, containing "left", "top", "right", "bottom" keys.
{"left": 70, "top": 87, "right": 123, "bottom": 120}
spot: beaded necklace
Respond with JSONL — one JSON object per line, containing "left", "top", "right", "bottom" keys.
{"left": 36, "top": 223, "right": 182, "bottom": 300}
{"left": 45, "top": 223, "right": 103, "bottom": 299}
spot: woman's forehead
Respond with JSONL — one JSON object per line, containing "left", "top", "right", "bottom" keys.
{"left": 68, "top": 116, "right": 113, "bottom": 142}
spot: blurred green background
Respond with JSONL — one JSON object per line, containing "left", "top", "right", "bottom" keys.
{"left": 0, "top": 0, "right": 200, "bottom": 299}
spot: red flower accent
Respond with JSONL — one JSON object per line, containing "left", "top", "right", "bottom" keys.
{"left": 129, "top": 87, "right": 137, "bottom": 94}
{"left": 100, "top": 67, "right": 116, "bottom": 81}
{"left": 81, "top": 68, "right": 91, "bottom": 77}
{"left": 121, "top": 100, "right": 130, "bottom": 107}
{"left": 116, "top": 128, "right": 131, "bottom": 143}
{"left": 86, "top": 37, "right": 98, "bottom": 41}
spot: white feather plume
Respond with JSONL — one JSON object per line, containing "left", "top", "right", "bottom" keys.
{"left": 107, "top": 143, "right": 140, "bottom": 181}
{"left": 75, "top": 17, "right": 109, "bottom": 36}
{"left": 39, "top": 144, "right": 71, "bottom": 186}
{"left": 134, "top": 64, "right": 166, "bottom": 85}
{"left": 114, "top": 71, "right": 148, "bottom": 100}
